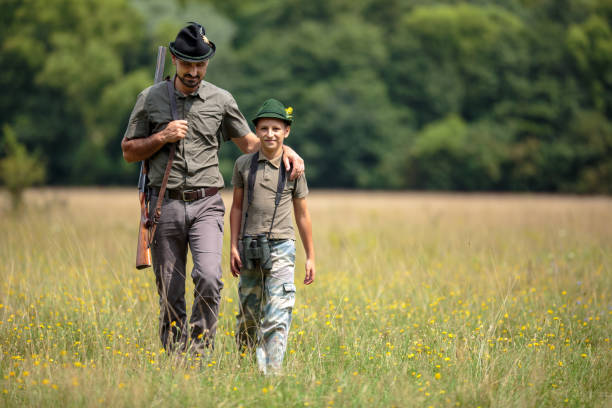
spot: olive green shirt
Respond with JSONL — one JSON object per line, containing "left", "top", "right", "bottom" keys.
{"left": 124, "top": 79, "right": 250, "bottom": 189}
{"left": 232, "top": 151, "right": 309, "bottom": 240}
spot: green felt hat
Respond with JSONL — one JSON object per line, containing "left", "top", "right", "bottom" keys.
{"left": 252, "top": 98, "right": 293, "bottom": 125}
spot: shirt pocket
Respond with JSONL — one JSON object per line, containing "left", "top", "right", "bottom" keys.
{"left": 188, "top": 104, "right": 223, "bottom": 146}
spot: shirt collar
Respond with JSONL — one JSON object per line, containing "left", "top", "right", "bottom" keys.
{"left": 258, "top": 150, "right": 283, "bottom": 168}
{"left": 173, "top": 76, "right": 207, "bottom": 101}
{"left": 195, "top": 80, "right": 208, "bottom": 100}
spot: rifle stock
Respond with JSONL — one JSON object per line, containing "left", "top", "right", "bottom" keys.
{"left": 135, "top": 188, "right": 152, "bottom": 269}
{"left": 135, "top": 45, "right": 167, "bottom": 269}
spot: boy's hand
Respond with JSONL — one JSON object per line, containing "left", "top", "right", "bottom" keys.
{"left": 230, "top": 246, "right": 242, "bottom": 277}
{"left": 304, "top": 259, "right": 315, "bottom": 285}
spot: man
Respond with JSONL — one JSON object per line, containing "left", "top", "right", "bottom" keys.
{"left": 121, "top": 22, "right": 304, "bottom": 358}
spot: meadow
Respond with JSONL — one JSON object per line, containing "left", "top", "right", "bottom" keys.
{"left": 0, "top": 189, "right": 610, "bottom": 407}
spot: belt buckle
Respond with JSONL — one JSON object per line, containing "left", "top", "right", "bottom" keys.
{"left": 182, "top": 189, "right": 196, "bottom": 201}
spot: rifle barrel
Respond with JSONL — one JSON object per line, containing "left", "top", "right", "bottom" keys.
{"left": 137, "top": 46, "right": 167, "bottom": 193}
{"left": 154, "top": 46, "right": 167, "bottom": 84}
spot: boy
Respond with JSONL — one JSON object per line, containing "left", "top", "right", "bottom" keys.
{"left": 229, "top": 98, "right": 315, "bottom": 375}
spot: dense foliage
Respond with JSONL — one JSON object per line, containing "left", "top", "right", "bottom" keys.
{"left": 1, "top": 0, "right": 611, "bottom": 192}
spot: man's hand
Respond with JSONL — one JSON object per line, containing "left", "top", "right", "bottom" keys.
{"left": 121, "top": 120, "right": 189, "bottom": 162}
{"left": 282, "top": 145, "right": 305, "bottom": 180}
{"left": 163, "top": 120, "right": 188, "bottom": 143}
{"left": 230, "top": 246, "right": 242, "bottom": 277}
{"left": 304, "top": 259, "right": 315, "bottom": 285}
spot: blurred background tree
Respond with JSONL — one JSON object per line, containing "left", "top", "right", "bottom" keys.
{"left": 1, "top": 0, "right": 611, "bottom": 193}
{"left": 0, "top": 125, "right": 46, "bottom": 210}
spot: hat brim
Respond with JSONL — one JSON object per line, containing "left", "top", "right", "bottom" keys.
{"left": 252, "top": 113, "right": 292, "bottom": 126}
{"left": 169, "top": 42, "right": 216, "bottom": 62}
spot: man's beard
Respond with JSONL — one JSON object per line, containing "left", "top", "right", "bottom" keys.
{"left": 178, "top": 74, "right": 201, "bottom": 89}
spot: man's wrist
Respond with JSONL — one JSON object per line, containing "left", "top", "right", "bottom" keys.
{"left": 158, "top": 128, "right": 169, "bottom": 144}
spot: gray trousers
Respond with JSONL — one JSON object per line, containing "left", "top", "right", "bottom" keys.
{"left": 149, "top": 193, "right": 224, "bottom": 355}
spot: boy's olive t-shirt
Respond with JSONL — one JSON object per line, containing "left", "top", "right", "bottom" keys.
{"left": 232, "top": 151, "right": 308, "bottom": 240}
{"left": 123, "top": 79, "right": 250, "bottom": 189}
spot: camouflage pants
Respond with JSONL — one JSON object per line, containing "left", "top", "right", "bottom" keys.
{"left": 235, "top": 239, "right": 296, "bottom": 375}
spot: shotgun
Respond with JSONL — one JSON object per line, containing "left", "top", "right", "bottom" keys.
{"left": 136, "top": 45, "right": 167, "bottom": 269}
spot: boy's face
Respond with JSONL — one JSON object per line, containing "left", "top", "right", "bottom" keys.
{"left": 255, "top": 118, "right": 290, "bottom": 154}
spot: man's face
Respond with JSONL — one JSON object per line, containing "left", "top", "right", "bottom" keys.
{"left": 255, "top": 118, "right": 290, "bottom": 154}
{"left": 172, "top": 55, "right": 208, "bottom": 90}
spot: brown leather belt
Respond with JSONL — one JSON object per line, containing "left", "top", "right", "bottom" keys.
{"left": 152, "top": 187, "right": 219, "bottom": 202}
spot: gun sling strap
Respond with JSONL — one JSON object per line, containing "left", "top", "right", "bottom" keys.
{"left": 242, "top": 151, "right": 287, "bottom": 239}
{"left": 148, "top": 78, "right": 179, "bottom": 243}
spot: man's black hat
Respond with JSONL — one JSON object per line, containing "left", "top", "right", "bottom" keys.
{"left": 169, "top": 22, "right": 216, "bottom": 62}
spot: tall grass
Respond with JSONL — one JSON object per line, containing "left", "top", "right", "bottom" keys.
{"left": 0, "top": 189, "right": 610, "bottom": 407}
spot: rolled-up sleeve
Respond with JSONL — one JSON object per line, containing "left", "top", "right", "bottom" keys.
{"left": 123, "top": 91, "right": 150, "bottom": 140}
{"left": 293, "top": 174, "right": 309, "bottom": 198}
{"left": 220, "top": 95, "right": 251, "bottom": 141}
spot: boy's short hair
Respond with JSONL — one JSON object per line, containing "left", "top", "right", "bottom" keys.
{"left": 252, "top": 98, "right": 293, "bottom": 126}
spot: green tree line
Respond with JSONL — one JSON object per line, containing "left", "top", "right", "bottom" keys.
{"left": 1, "top": 0, "right": 611, "bottom": 192}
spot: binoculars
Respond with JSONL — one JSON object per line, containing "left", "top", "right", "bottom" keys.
{"left": 240, "top": 234, "right": 272, "bottom": 270}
